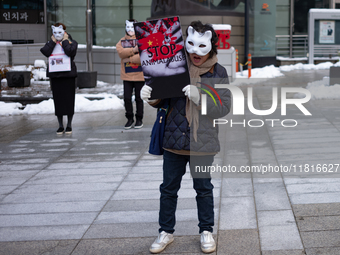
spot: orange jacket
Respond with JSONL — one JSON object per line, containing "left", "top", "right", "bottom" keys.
{"left": 116, "top": 35, "right": 144, "bottom": 82}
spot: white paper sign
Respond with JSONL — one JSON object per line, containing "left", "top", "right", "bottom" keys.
{"left": 48, "top": 43, "right": 71, "bottom": 72}
{"left": 319, "top": 20, "right": 335, "bottom": 44}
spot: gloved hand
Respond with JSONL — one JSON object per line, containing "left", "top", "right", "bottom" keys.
{"left": 182, "top": 85, "right": 200, "bottom": 105}
{"left": 62, "top": 32, "right": 69, "bottom": 42}
{"left": 141, "top": 85, "right": 157, "bottom": 103}
{"left": 51, "top": 35, "right": 57, "bottom": 43}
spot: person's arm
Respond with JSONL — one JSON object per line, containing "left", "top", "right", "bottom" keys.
{"left": 116, "top": 39, "right": 135, "bottom": 59}
{"left": 61, "top": 33, "right": 78, "bottom": 57}
{"left": 40, "top": 40, "right": 56, "bottom": 57}
{"left": 129, "top": 52, "right": 141, "bottom": 64}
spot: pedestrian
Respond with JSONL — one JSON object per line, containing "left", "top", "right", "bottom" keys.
{"left": 116, "top": 19, "right": 145, "bottom": 129}
{"left": 40, "top": 22, "right": 78, "bottom": 135}
{"left": 141, "top": 21, "right": 231, "bottom": 253}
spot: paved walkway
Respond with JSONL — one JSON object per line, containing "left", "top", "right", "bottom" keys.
{"left": 1, "top": 69, "right": 340, "bottom": 255}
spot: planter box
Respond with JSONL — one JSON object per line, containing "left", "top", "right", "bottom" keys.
{"left": 6, "top": 71, "right": 31, "bottom": 87}
{"left": 76, "top": 71, "right": 97, "bottom": 88}
{"left": 329, "top": 66, "right": 340, "bottom": 86}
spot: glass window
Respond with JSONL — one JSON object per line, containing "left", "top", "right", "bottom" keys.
{"left": 294, "top": 0, "right": 330, "bottom": 34}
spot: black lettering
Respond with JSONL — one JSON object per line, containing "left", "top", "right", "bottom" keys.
{"left": 170, "top": 44, "right": 176, "bottom": 55}
{"left": 160, "top": 45, "right": 170, "bottom": 56}
{"left": 147, "top": 47, "right": 153, "bottom": 58}
{"left": 154, "top": 46, "right": 160, "bottom": 57}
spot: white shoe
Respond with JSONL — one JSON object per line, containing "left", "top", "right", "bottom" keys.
{"left": 200, "top": 231, "right": 216, "bottom": 253}
{"left": 149, "top": 231, "right": 174, "bottom": 253}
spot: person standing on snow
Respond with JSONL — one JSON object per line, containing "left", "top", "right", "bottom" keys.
{"left": 141, "top": 21, "right": 231, "bottom": 254}
{"left": 116, "top": 19, "right": 145, "bottom": 129}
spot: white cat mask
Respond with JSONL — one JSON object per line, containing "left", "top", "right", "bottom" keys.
{"left": 185, "top": 26, "right": 212, "bottom": 56}
{"left": 125, "top": 20, "right": 135, "bottom": 36}
{"left": 51, "top": 25, "right": 65, "bottom": 41}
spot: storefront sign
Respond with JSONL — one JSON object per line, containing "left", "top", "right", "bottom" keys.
{"left": 0, "top": 10, "right": 44, "bottom": 24}
{"left": 213, "top": 24, "right": 232, "bottom": 50}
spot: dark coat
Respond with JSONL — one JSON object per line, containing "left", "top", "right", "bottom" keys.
{"left": 152, "top": 63, "right": 231, "bottom": 153}
{"left": 40, "top": 33, "right": 78, "bottom": 78}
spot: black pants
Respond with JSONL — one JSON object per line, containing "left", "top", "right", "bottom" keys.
{"left": 159, "top": 150, "right": 214, "bottom": 234}
{"left": 124, "top": 80, "right": 144, "bottom": 120}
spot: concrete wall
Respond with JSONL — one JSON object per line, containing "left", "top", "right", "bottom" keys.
{"left": 0, "top": 24, "right": 46, "bottom": 43}
{"left": 12, "top": 43, "right": 46, "bottom": 66}
{"left": 8, "top": 44, "right": 236, "bottom": 84}
{"left": 74, "top": 47, "right": 121, "bottom": 84}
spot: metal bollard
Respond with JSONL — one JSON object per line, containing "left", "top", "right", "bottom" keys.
{"left": 236, "top": 49, "right": 239, "bottom": 72}
{"left": 248, "top": 53, "right": 252, "bottom": 78}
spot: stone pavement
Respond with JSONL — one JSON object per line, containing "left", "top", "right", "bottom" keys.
{"left": 1, "top": 69, "right": 340, "bottom": 255}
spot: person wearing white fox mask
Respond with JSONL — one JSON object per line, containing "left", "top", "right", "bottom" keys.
{"left": 116, "top": 19, "right": 145, "bottom": 129}
{"left": 144, "top": 21, "right": 231, "bottom": 254}
{"left": 40, "top": 23, "right": 78, "bottom": 135}
{"left": 52, "top": 24, "right": 65, "bottom": 41}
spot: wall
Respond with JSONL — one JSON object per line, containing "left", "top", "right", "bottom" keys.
{"left": 0, "top": 24, "right": 46, "bottom": 43}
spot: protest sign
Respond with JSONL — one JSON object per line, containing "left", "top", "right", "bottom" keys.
{"left": 49, "top": 43, "right": 71, "bottom": 72}
{"left": 134, "top": 16, "right": 190, "bottom": 99}
{"left": 121, "top": 39, "right": 143, "bottom": 73}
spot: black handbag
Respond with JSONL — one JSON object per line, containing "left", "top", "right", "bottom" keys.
{"left": 149, "top": 99, "right": 169, "bottom": 155}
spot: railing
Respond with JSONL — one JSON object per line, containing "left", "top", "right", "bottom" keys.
{"left": 11, "top": 44, "right": 46, "bottom": 65}
{"left": 276, "top": 35, "right": 308, "bottom": 58}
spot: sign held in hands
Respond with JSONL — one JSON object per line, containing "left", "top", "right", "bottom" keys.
{"left": 134, "top": 16, "right": 190, "bottom": 99}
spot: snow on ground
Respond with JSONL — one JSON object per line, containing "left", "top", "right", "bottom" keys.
{"left": 236, "top": 61, "right": 340, "bottom": 80}
{"left": 236, "top": 65, "right": 284, "bottom": 79}
{"left": 296, "top": 76, "right": 340, "bottom": 100}
{"left": 0, "top": 94, "right": 124, "bottom": 116}
{"left": 279, "top": 61, "right": 340, "bottom": 72}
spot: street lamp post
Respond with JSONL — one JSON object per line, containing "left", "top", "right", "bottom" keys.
{"left": 76, "top": 0, "right": 97, "bottom": 88}
{"left": 86, "top": 0, "right": 93, "bottom": 72}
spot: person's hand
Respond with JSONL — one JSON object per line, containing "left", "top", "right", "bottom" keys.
{"left": 182, "top": 85, "right": 200, "bottom": 105}
{"left": 62, "top": 32, "right": 69, "bottom": 42}
{"left": 122, "top": 58, "right": 130, "bottom": 63}
{"left": 51, "top": 35, "right": 57, "bottom": 43}
{"left": 133, "top": 45, "right": 139, "bottom": 53}
{"left": 141, "top": 85, "right": 157, "bottom": 103}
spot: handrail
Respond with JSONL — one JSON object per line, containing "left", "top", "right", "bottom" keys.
{"left": 276, "top": 35, "right": 309, "bottom": 58}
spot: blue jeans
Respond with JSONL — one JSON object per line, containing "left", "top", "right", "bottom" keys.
{"left": 159, "top": 150, "right": 214, "bottom": 234}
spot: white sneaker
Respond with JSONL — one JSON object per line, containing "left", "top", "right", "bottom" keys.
{"left": 200, "top": 231, "right": 216, "bottom": 253}
{"left": 149, "top": 231, "right": 174, "bottom": 253}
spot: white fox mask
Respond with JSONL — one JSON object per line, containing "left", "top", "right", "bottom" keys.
{"left": 185, "top": 26, "right": 212, "bottom": 56}
{"left": 125, "top": 20, "right": 135, "bottom": 36}
{"left": 51, "top": 25, "right": 65, "bottom": 41}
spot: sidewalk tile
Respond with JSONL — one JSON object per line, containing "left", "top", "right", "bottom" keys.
{"left": 0, "top": 225, "right": 89, "bottom": 241}
{"left": 254, "top": 182, "right": 291, "bottom": 211}
{"left": 0, "top": 240, "right": 78, "bottom": 255}
{"left": 217, "top": 229, "right": 260, "bottom": 255}
{"left": 219, "top": 197, "right": 257, "bottom": 230}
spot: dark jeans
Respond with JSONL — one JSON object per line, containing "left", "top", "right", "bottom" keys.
{"left": 123, "top": 80, "right": 144, "bottom": 120}
{"left": 159, "top": 150, "right": 214, "bottom": 234}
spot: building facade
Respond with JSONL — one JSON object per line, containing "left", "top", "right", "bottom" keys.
{"left": 0, "top": 0, "right": 338, "bottom": 66}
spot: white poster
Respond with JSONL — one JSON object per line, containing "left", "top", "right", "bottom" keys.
{"left": 319, "top": 20, "right": 335, "bottom": 44}
{"left": 48, "top": 43, "right": 71, "bottom": 72}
